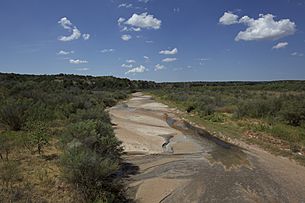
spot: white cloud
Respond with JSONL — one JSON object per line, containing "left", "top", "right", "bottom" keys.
{"left": 57, "top": 17, "right": 90, "bottom": 42}
{"left": 126, "top": 59, "right": 136, "bottom": 63}
{"left": 120, "top": 26, "right": 142, "bottom": 32}
{"left": 291, "top": 52, "right": 304, "bottom": 56}
{"left": 154, "top": 64, "right": 165, "bottom": 71}
{"left": 124, "top": 12, "right": 161, "bottom": 30}
{"left": 69, "top": 59, "right": 88, "bottom": 64}
{"left": 145, "top": 40, "right": 154, "bottom": 43}
{"left": 76, "top": 68, "right": 89, "bottom": 71}
{"left": 144, "top": 56, "right": 149, "bottom": 59}
{"left": 82, "top": 33, "right": 90, "bottom": 40}
{"left": 159, "top": 48, "right": 178, "bottom": 55}
{"left": 121, "top": 64, "right": 133, "bottom": 68}
{"left": 272, "top": 42, "right": 288, "bottom": 49}
{"left": 198, "top": 58, "right": 210, "bottom": 61}
{"left": 58, "top": 27, "right": 81, "bottom": 42}
{"left": 57, "top": 50, "right": 74, "bottom": 55}
{"left": 132, "top": 27, "right": 141, "bottom": 32}
{"left": 58, "top": 17, "right": 73, "bottom": 30}
{"left": 58, "top": 17, "right": 81, "bottom": 42}
{"left": 138, "top": 0, "right": 149, "bottom": 3}
{"left": 235, "top": 14, "right": 296, "bottom": 41}
{"left": 101, "top": 49, "right": 115, "bottom": 53}
{"left": 162, "top": 58, "right": 177, "bottom": 62}
{"left": 121, "top": 34, "right": 132, "bottom": 41}
{"left": 118, "top": 3, "right": 132, "bottom": 8}
{"left": 118, "top": 17, "right": 126, "bottom": 25}
{"left": 173, "top": 8, "right": 180, "bottom": 13}
{"left": 125, "top": 65, "right": 147, "bottom": 74}
{"left": 219, "top": 11, "right": 239, "bottom": 25}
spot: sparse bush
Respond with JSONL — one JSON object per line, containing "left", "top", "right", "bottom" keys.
{"left": 70, "top": 107, "right": 109, "bottom": 123}
{"left": 60, "top": 148, "right": 123, "bottom": 202}
{"left": 186, "top": 105, "right": 195, "bottom": 113}
{"left": 280, "top": 101, "right": 305, "bottom": 126}
{"left": 64, "top": 120, "right": 97, "bottom": 143}
{"left": 23, "top": 122, "right": 49, "bottom": 155}
{"left": 0, "top": 132, "right": 21, "bottom": 161}
{"left": 0, "top": 160, "right": 22, "bottom": 188}
{"left": 197, "top": 103, "right": 215, "bottom": 117}
{"left": 95, "top": 121, "right": 123, "bottom": 160}
{"left": 0, "top": 101, "right": 27, "bottom": 131}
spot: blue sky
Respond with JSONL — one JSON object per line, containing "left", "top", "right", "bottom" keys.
{"left": 0, "top": 0, "right": 304, "bottom": 81}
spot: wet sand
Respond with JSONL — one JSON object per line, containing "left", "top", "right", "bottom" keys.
{"left": 109, "top": 92, "right": 305, "bottom": 202}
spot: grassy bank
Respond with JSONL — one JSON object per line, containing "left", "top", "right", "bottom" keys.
{"left": 0, "top": 73, "right": 155, "bottom": 202}
{"left": 147, "top": 82, "right": 305, "bottom": 165}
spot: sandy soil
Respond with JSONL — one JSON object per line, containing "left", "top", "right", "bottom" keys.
{"left": 109, "top": 92, "right": 305, "bottom": 203}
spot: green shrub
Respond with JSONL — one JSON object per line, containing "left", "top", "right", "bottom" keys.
{"left": 64, "top": 120, "right": 97, "bottom": 143}
{"left": 197, "top": 103, "right": 215, "bottom": 117}
{"left": 0, "top": 101, "right": 27, "bottom": 131}
{"left": 23, "top": 122, "right": 49, "bottom": 155}
{"left": 60, "top": 148, "right": 123, "bottom": 202}
{"left": 95, "top": 121, "right": 123, "bottom": 160}
{"left": 280, "top": 101, "right": 305, "bottom": 126}
{"left": 69, "top": 107, "right": 109, "bottom": 123}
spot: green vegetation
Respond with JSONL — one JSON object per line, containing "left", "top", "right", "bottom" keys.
{"left": 1, "top": 72, "right": 305, "bottom": 201}
{"left": 149, "top": 81, "right": 305, "bottom": 164}
{"left": 0, "top": 73, "right": 154, "bottom": 202}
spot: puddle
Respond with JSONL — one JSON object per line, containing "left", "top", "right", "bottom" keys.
{"left": 159, "top": 134, "right": 174, "bottom": 153}
{"left": 165, "top": 114, "right": 250, "bottom": 170}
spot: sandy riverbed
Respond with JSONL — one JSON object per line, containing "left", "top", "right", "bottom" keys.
{"left": 109, "top": 92, "right": 305, "bottom": 202}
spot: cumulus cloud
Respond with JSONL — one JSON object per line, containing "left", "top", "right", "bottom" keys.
{"left": 235, "top": 14, "right": 296, "bottom": 41}
{"left": 125, "top": 65, "right": 147, "bottom": 74}
{"left": 82, "top": 33, "right": 90, "bottom": 40}
{"left": 159, "top": 48, "right": 178, "bottom": 55}
{"left": 101, "top": 49, "right": 115, "bottom": 53}
{"left": 123, "top": 13, "right": 161, "bottom": 30}
{"left": 272, "top": 42, "right": 288, "bottom": 49}
{"left": 154, "top": 64, "right": 165, "bottom": 71}
{"left": 121, "top": 64, "right": 133, "bottom": 68}
{"left": 162, "top": 58, "right": 177, "bottom": 62}
{"left": 220, "top": 13, "right": 296, "bottom": 41}
{"left": 58, "top": 17, "right": 73, "bottom": 30}
{"left": 57, "top": 50, "right": 74, "bottom": 55}
{"left": 58, "top": 17, "right": 89, "bottom": 42}
{"left": 69, "top": 59, "right": 88, "bottom": 64}
{"left": 121, "top": 34, "right": 132, "bottom": 41}
{"left": 58, "top": 28, "right": 81, "bottom": 42}
{"left": 219, "top": 12, "right": 239, "bottom": 25}
{"left": 291, "top": 52, "right": 304, "bottom": 56}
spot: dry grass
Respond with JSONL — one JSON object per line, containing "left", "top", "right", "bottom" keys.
{"left": 0, "top": 138, "right": 77, "bottom": 203}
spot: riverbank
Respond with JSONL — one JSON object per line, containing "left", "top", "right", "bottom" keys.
{"left": 109, "top": 92, "right": 305, "bottom": 202}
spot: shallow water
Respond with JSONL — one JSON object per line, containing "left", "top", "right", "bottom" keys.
{"left": 165, "top": 115, "right": 250, "bottom": 169}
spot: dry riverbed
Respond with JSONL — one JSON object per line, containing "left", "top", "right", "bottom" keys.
{"left": 109, "top": 92, "right": 305, "bottom": 203}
